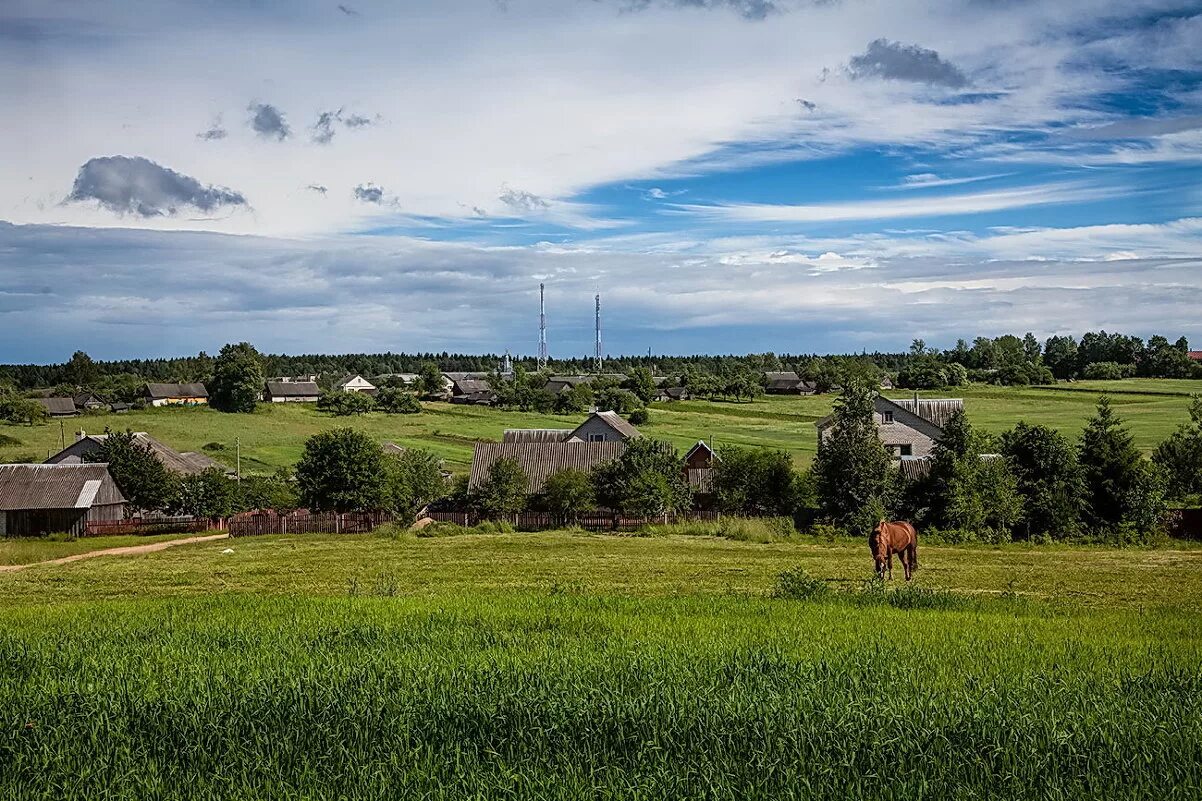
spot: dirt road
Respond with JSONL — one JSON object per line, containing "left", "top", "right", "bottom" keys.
{"left": 0, "top": 533, "right": 230, "bottom": 573}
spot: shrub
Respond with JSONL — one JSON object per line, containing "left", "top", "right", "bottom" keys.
{"left": 1082, "top": 361, "right": 1130, "bottom": 380}
{"left": 771, "top": 567, "right": 829, "bottom": 600}
{"left": 628, "top": 408, "right": 649, "bottom": 426}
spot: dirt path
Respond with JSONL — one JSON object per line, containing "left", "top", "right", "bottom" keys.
{"left": 0, "top": 533, "right": 230, "bottom": 573}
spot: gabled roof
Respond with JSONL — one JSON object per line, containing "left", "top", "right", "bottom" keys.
{"left": 469, "top": 441, "right": 626, "bottom": 493}
{"left": 764, "top": 371, "right": 802, "bottom": 382}
{"left": 265, "top": 381, "right": 321, "bottom": 398}
{"left": 45, "top": 432, "right": 225, "bottom": 476}
{"left": 73, "top": 393, "right": 104, "bottom": 406}
{"left": 502, "top": 429, "right": 576, "bottom": 444}
{"left": 685, "top": 440, "right": 720, "bottom": 463}
{"left": 0, "top": 463, "right": 125, "bottom": 510}
{"left": 571, "top": 410, "right": 642, "bottom": 441}
{"left": 336, "top": 374, "right": 374, "bottom": 388}
{"left": 36, "top": 397, "right": 77, "bottom": 416}
{"left": 145, "top": 382, "right": 208, "bottom": 399}
{"left": 451, "top": 378, "right": 491, "bottom": 395}
{"left": 1188, "top": 351, "right": 1202, "bottom": 361}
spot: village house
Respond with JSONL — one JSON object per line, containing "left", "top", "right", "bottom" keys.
{"left": 336, "top": 374, "right": 376, "bottom": 394}
{"left": 144, "top": 382, "right": 208, "bottom": 407}
{"left": 1188, "top": 351, "right": 1202, "bottom": 363}
{"left": 34, "top": 397, "right": 78, "bottom": 417}
{"left": 45, "top": 431, "right": 226, "bottom": 476}
{"left": 0, "top": 463, "right": 126, "bottom": 536}
{"left": 816, "top": 396, "right": 964, "bottom": 459}
{"left": 763, "top": 371, "right": 817, "bottom": 395}
{"left": 263, "top": 381, "right": 321, "bottom": 403}
{"left": 448, "top": 376, "right": 497, "bottom": 406}
{"left": 267, "top": 374, "right": 319, "bottom": 383}
{"left": 683, "top": 440, "right": 719, "bottom": 496}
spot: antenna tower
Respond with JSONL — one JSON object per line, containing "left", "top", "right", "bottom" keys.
{"left": 594, "top": 294, "right": 603, "bottom": 373}
{"left": 537, "top": 283, "right": 548, "bottom": 370}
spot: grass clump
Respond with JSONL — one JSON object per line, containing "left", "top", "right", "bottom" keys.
{"left": 770, "top": 566, "right": 829, "bottom": 600}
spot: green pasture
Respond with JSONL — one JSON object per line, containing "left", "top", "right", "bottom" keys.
{"left": 0, "top": 530, "right": 1200, "bottom": 799}
{"left": 1, "top": 378, "right": 1198, "bottom": 473}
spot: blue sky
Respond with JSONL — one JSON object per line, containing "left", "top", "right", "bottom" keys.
{"left": 1, "top": 0, "right": 1201, "bottom": 362}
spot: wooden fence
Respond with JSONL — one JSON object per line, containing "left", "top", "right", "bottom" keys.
{"left": 229, "top": 510, "right": 395, "bottom": 537}
{"left": 84, "top": 516, "right": 212, "bottom": 537}
{"left": 424, "top": 510, "right": 722, "bottom": 532}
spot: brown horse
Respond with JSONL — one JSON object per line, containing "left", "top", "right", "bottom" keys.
{"left": 869, "top": 520, "right": 918, "bottom": 581}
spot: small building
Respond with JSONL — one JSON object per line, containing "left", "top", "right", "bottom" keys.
{"left": 879, "top": 376, "right": 895, "bottom": 390}
{"left": 267, "top": 374, "right": 319, "bottom": 384}
{"left": 35, "top": 397, "right": 78, "bottom": 417}
{"left": 336, "top": 374, "right": 376, "bottom": 394}
{"left": 655, "top": 386, "right": 690, "bottom": 402}
{"left": 683, "top": 440, "right": 719, "bottom": 495}
{"left": 816, "top": 396, "right": 964, "bottom": 459}
{"left": 0, "top": 463, "right": 126, "bottom": 536}
{"left": 45, "top": 431, "right": 226, "bottom": 476}
{"left": 73, "top": 392, "right": 107, "bottom": 411}
{"left": 764, "top": 371, "right": 816, "bottom": 395}
{"left": 469, "top": 441, "right": 627, "bottom": 495}
{"left": 264, "top": 381, "right": 321, "bottom": 403}
{"left": 1188, "top": 351, "right": 1202, "bottom": 363}
{"left": 447, "top": 377, "right": 496, "bottom": 406}
{"left": 568, "top": 410, "right": 641, "bottom": 443}
{"left": 144, "top": 382, "right": 208, "bottom": 407}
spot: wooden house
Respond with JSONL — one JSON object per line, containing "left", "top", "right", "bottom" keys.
{"left": 45, "top": 431, "right": 226, "bottom": 476}
{"left": 263, "top": 381, "right": 321, "bottom": 403}
{"left": 144, "top": 382, "right": 208, "bottom": 407}
{"left": 816, "top": 397, "right": 964, "bottom": 459}
{"left": 764, "top": 371, "right": 816, "bottom": 395}
{"left": 0, "top": 463, "right": 125, "bottom": 536}
{"left": 35, "top": 397, "right": 78, "bottom": 417}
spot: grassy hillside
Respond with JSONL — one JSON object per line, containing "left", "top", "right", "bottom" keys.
{"left": 2, "top": 378, "right": 1199, "bottom": 473}
{"left": 1, "top": 532, "right": 1200, "bottom": 799}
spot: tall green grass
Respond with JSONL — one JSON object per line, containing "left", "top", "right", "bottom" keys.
{"left": 1, "top": 592, "right": 1199, "bottom": 800}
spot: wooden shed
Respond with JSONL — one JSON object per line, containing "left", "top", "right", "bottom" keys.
{"left": 0, "top": 463, "right": 126, "bottom": 536}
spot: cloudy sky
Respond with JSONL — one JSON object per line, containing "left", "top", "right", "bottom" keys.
{"left": 3, "top": 0, "right": 1201, "bottom": 362}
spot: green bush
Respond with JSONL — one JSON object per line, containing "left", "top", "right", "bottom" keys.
{"left": 771, "top": 567, "right": 829, "bottom": 600}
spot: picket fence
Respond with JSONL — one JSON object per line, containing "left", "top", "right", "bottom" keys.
{"left": 229, "top": 510, "right": 394, "bottom": 537}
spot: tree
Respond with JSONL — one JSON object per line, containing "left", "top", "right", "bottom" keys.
{"left": 295, "top": 428, "right": 389, "bottom": 512}
{"left": 376, "top": 387, "right": 422, "bottom": 414}
{"left": 555, "top": 383, "right": 593, "bottom": 414}
{"left": 713, "top": 447, "right": 798, "bottom": 516}
{"left": 317, "top": 391, "right": 375, "bottom": 416}
{"left": 209, "top": 342, "right": 264, "bottom": 413}
{"left": 542, "top": 468, "right": 596, "bottom": 521}
{"left": 172, "top": 467, "right": 236, "bottom": 521}
{"left": 1153, "top": 396, "right": 1202, "bottom": 501}
{"left": 1043, "top": 335, "right": 1079, "bottom": 379}
{"left": 926, "top": 411, "right": 1023, "bottom": 535}
{"left": 387, "top": 448, "right": 446, "bottom": 520}
{"left": 416, "top": 362, "right": 445, "bottom": 398}
{"left": 592, "top": 438, "right": 690, "bottom": 516}
{"left": 1022, "top": 333, "right": 1041, "bottom": 362}
{"left": 624, "top": 368, "right": 657, "bottom": 406}
{"left": 236, "top": 469, "right": 299, "bottom": 512}
{"left": 0, "top": 394, "right": 49, "bottom": 426}
{"left": 812, "top": 381, "right": 890, "bottom": 531}
{"left": 1079, "top": 397, "right": 1165, "bottom": 531}
{"left": 999, "top": 422, "right": 1085, "bottom": 540}
{"left": 474, "top": 457, "right": 528, "bottom": 518}
{"left": 83, "top": 428, "right": 177, "bottom": 513}
{"left": 64, "top": 350, "right": 99, "bottom": 387}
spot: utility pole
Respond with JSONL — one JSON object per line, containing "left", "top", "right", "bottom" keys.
{"left": 235, "top": 437, "right": 241, "bottom": 485}
{"left": 594, "top": 294, "right": 602, "bottom": 373}
{"left": 538, "top": 283, "right": 548, "bottom": 371}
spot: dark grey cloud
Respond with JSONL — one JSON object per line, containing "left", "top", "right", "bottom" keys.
{"left": 603, "top": 0, "right": 783, "bottom": 20}
{"left": 65, "top": 156, "right": 247, "bottom": 218}
{"left": 307, "top": 184, "right": 329, "bottom": 195}
{"left": 498, "top": 185, "right": 550, "bottom": 213}
{"left": 196, "top": 118, "right": 227, "bottom": 141}
{"left": 248, "top": 103, "right": 291, "bottom": 140}
{"left": 796, "top": 98, "right": 817, "bottom": 111}
{"left": 847, "top": 39, "right": 969, "bottom": 88}
{"left": 343, "top": 113, "right": 376, "bottom": 128}
{"left": 353, "top": 183, "right": 385, "bottom": 203}
{"left": 337, "top": 4, "right": 359, "bottom": 16}
{"left": 1071, "top": 114, "right": 1202, "bottom": 140}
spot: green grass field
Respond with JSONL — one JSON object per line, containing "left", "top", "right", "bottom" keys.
{"left": 0, "top": 532, "right": 202, "bottom": 567}
{"left": 1, "top": 531, "right": 1200, "bottom": 799}
{"left": 3, "top": 378, "right": 1199, "bottom": 472}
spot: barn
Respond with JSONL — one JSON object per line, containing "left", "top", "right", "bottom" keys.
{"left": 0, "top": 463, "right": 126, "bottom": 536}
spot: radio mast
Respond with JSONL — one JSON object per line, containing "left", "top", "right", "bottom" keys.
{"left": 537, "top": 283, "right": 548, "bottom": 371}
{"left": 594, "top": 294, "right": 602, "bottom": 373}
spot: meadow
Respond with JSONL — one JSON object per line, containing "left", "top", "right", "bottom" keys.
{"left": 3, "top": 378, "right": 1199, "bottom": 473}
{"left": 1, "top": 531, "right": 1200, "bottom": 799}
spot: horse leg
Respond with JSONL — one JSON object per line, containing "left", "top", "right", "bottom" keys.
{"left": 904, "top": 546, "right": 913, "bottom": 581}
{"left": 887, "top": 551, "right": 893, "bottom": 581}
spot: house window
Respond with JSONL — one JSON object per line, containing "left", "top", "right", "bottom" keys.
{"left": 887, "top": 444, "right": 912, "bottom": 457}
{"left": 588, "top": 433, "right": 605, "bottom": 442}
{"left": 882, "top": 411, "right": 894, "bottom": 424}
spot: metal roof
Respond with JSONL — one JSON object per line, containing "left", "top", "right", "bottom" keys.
{"left": 502, "top": 429, "right": 575, "bottom": 443}
{"left": 571, "top": 410, "right": 642, "bottom": 441}
{"left": 45, "top": 432, "right": 225, "bottom": 476}
{"left": 469, "top": 441, "right": 626, "bottom": 493}
{"left": 0, "top": 463, "right": 125, "bottom": 511}
{"left": 145, "top": 382, "right": 208, "bottom": 398}
{"left": 35, "top": 397, "right": 78, "bottom": 415}
{"left": 885, "top": 397, "right": 964, "bottom": 429}
{"left": 265, "top": 381, "right": 321, "bottom": 397}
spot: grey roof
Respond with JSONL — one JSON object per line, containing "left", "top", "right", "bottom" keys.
{"left": 0, "top": 463, "right": 125, "bottom": 510}
{"left": 336, "top": 374, "right": 375, "bottom": 388}
{"left": 897, "top": 456, "right": 935, "bottom": 481}
{"left": 36, "top": 397, "right": 78, "bottom": 416}
{"left": 885, "top": 398, "right": 964, "bottom": 429}
{"left": 570, "top": 410, "right": 642, "bottom": 441}
{"left": 45, "top": 432, "right": 225, "bottom": 476}
{"left": 765, "top": 371, "right": 802, "bottom": 382}
{"left": 451, "top": 378, "right": 492, "bottom": 395}
{"left": 469, "top": 441, "right": 626, "bottom": 494}
{"left": 685, "top": 440, "right": 720, "bottom": 463}
{"left": 145, "top": 382, "right": 208, "bottom": 399}
{"left": 265, "top": 381, "right": 321, "bottom": 398}
{"left": 502, "top": 429, "right": 576, "bottom": 444}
